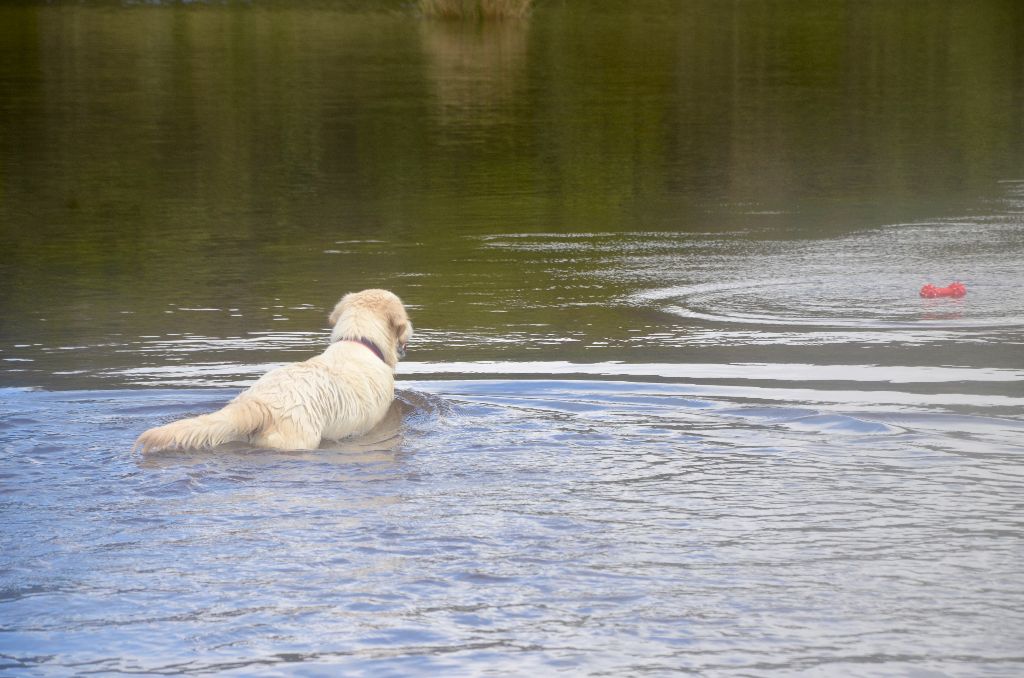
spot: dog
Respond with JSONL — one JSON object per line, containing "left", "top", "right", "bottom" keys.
{"left": 134, "top": 289, "right": 412, "bottom": 453}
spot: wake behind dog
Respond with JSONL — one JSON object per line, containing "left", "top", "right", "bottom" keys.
{"left": 134, "top": 289, "right": 412, "bottom": 453}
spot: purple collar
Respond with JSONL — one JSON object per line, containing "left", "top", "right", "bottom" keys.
{"left": 345, "top": 337, "right": 387, "bottom": 363}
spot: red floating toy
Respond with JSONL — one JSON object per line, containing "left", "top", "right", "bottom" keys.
{"left": 920, "top": 281, "right": 966, "bottom": 298}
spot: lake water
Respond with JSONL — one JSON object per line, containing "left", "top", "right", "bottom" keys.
{"left": 2, "top": 1, "right": 1024, "bottom": 675}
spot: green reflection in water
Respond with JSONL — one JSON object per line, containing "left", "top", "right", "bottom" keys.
{"left": 0, "top": 1, "right": 1022, "bottom": 373}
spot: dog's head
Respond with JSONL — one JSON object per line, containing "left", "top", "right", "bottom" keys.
{"left": 328, "top": 289, "right": 412, "bottom": 365}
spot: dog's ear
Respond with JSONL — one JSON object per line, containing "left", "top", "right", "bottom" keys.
{"left": 387, "top": 307, "right": 406, "bottom": 334}
{"left": 328, "top": 296, "right": 349, "bottom": 326}
{"left": 385, "top": 303, "right": 411, "bottom": 341}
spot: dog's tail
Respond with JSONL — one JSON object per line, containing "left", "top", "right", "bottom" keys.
{"left": 134, "top": 399, "right": 268, "bottom": 453}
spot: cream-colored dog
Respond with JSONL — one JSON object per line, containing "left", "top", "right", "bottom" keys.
{"left": 135, "top": 289, "right": 412, "bottom": 453}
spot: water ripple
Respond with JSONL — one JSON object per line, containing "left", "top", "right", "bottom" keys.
{"left": 3, "top": 380, "right": 1021, "bottom": 676}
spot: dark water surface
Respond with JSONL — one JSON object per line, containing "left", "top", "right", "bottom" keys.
{"left": 2, "top": 1, "right": 1024, "bottom": 675}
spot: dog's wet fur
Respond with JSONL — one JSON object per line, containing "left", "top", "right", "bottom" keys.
{"left": 135, "top": 289, "right": 412, "bottom": 453}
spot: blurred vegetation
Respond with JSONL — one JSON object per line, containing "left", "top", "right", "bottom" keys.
{"left": 420, "top": 0, "right": 533, "bottom": 20}
{"left": 0, "top": 0, "right": 1022, "bottom": 350}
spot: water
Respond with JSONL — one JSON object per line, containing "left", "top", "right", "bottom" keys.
{"left": 2, "top": 1, "right": 1024, "bottom": 675}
